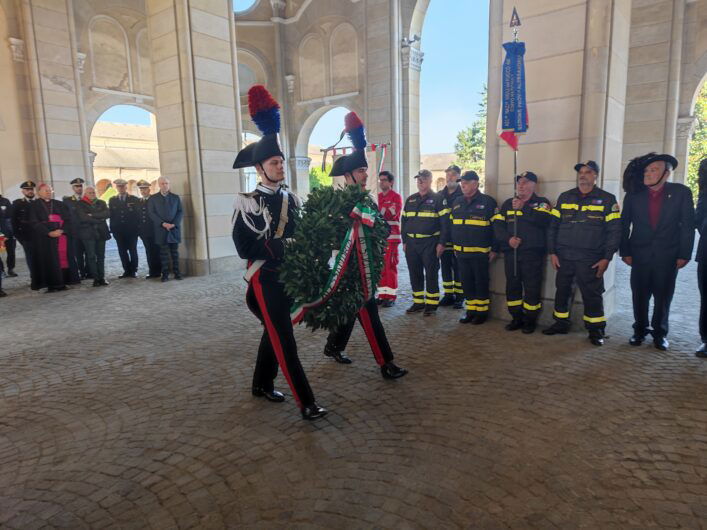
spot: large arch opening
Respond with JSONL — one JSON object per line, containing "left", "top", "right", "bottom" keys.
{"left": 91, "top": 105, "right": 160, "bottom": 199}
{"left": 686, "top": 78, "right": 707, "bottom": 197}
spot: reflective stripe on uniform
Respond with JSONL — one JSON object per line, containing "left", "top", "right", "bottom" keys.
{"left": 506, "top": 210, "right": 523, "bottom": 216}
{"left": 583, "top": 315, "right": 606, "bottom": 323}
{"left": 523, "top": 301, "right": 542, "bottom": 311}
{"left": 377, "top": 286, "right": 397, "bottom": 295}
{"left": 554, "top": 310, "right": 570, "bottom": 319}
{"left": 406, "top": 231, "right": 441, "bottom": 238}
{"left": 412, "top": 290, "right": 425, "bottom": 304}
{"left": 454, "top": 281, "right": 463, "bottom": 294}
{"left": 491, "top": 213, "right": 505, "bottom": 222}
{"left": 438, "top": 208, "right": 451, "bottom": 216}
{"left": 453, "top": 245, "right": 491, "bottom": 253}
{"left": 581, "top": 205, "right": 604, "bottom": 212}
{"left": 550, "top": 209, "right": 561, "bottom": 218}
{"left": 605, "top": 212, "right": 620, "bottom": 222}
{"left": 425, "top": 292, "right": 440, "bottom": 305}
{"left": 452, "top": 219, "right": 491, "bottom": 226}
{"left": 507, "top": 299, "right": 523, "bottom": 307}
{"left": 560, "top": 203, "right": 579, "bottom": 210}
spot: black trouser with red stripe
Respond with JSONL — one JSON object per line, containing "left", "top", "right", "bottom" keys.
{"left": 324, "top": 298, "right": 394, "bottom": 366}
{"left": 246, "top": 269, "right": 315, "bottom": 409}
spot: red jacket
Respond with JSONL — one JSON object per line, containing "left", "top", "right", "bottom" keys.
{"left": 378, "top": 189, "right": 402, "bottom": 243}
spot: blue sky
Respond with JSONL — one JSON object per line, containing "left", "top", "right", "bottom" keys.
{"left": 98, "top": 1, "right": 489, "bottom": 155}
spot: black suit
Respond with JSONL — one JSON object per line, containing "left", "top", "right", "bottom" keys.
{"left": 620, "top": 182, "right": 695, "bottom": 338}
{"left": 0, "top": 196, "right": 15, "bottom": 273}
{"left": 109, "top": 194, "right": 139, "bottom": 275}
{"left": 11, "top": 197, "right": 36, "bottom": 286}
{"left": 696, "top": 193, "right": 707, "bottom": 342}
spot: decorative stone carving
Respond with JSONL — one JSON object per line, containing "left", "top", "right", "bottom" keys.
{"left": 9, "top": 38, "right": 25, "bottom": 62}
{"left": 76, "top": 52, "right": 87, "bottom": 74}
{"left": 270, "top": 0, "right": 285, "bottom": 13}
{"left": 293, "top": 156, "right": 311, "bottom": 170}
{"left": 676, "top": 116, "right": 697, "bottom": 139}
{"left": 88, "top": 150, "right": 97, "bottom": 166}
{"left": 402, "top": 46, "right": 424, "bottom": 72}
{"left": 285, "top": 74, "right": 295, "bottom": 94}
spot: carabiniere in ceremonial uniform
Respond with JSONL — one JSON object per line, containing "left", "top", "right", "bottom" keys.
{"left": 232, "top": 84, "right": 326, "bottom": 421}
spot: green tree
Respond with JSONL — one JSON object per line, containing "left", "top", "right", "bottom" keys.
{"left": 309, "top": 164, "right": 332, "bottom": 190}
{"left": 454, "top": 84, "right": 487, "bottom": 178}
{"left": 687, "top": 82, "right": 707, "bottom": 198}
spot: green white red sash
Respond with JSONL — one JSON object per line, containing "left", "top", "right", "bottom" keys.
{"left": 291, "top": 203, "right": 377, "bottom": 324}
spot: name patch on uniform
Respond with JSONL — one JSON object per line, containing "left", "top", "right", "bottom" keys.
{"left": 592, "top": 199, "right": 603, "bottom": 205}
{"left": 426, "top": 199, "right": 434, "bottom": 204}
{"left": 475, "top": 204, "right": 485, "bottom": 209}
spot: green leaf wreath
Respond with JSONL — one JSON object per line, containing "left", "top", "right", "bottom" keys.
{"left": 281, "top": 185, "right": 389, "bottom": 332}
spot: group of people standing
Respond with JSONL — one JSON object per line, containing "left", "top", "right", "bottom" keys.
{"left": 0, "top": 175, "right": 184, "bottom": 296}
{"left": 374, "top": 156, "right": 705, "bottom": 355}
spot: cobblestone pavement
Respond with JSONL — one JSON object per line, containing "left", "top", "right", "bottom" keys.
{"left": 1, "top": 245, "right": 706, "bottom": 529}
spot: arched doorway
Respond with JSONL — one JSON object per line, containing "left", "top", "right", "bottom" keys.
{"left": 90, "top": 105, "right": 160, "bottom": 201}
{"left": 686, "top": 78, "right": 707, "bottom": 197}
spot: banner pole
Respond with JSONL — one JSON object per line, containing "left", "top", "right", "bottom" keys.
{"left": 512, "top": 8, "right": 520, "bottom": 277}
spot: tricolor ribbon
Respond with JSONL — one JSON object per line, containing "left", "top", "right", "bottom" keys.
{"left": 291, "top": 203, "right": 377, "bottom": 324}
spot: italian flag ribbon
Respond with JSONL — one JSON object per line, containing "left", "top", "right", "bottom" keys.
{"left": 291, "top": 203, "right": 377, "bottom": 324}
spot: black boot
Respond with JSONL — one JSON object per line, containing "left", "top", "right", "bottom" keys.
{"left": 696, "top": 343, "right": 707, "bottom": 358}
{"left": 542, "top": 322, "right": 569, "bottom": 335}
{"left": 453, "top": 296, "right": 464, "bottom": 309}
{"left": 406, "top": 303, "right": 425, "bottom": 314}
{"left": 301, "top": 403, "right": 328, "bottom": 420}
{"left": 381, "top": 362, "right": 408, "bottom": 379}
{"left": 439, "top": 294, "right": 455, "bottom": 307}
{"left": 588, "top": 329, "right": 605, "bottom": 346}
{"left": 324, "top": 348, "right": 352, "bottom": 364}
{"left": 423, "top": 305, "right": 437, "bottom": 316}
{"left": 471, "top": 314, "right": 488, "bottom": 325}
{"left": 459, "top": 311, "right": 474, "bottom": 324}
{"left": 521, "top": 319, "right": 537, "bottom": 334}
{"left": 505, "top": 317, "right": 523, "bottom": 331}
{"left": 252, "top": 387, "right": 285, "bottom": 402}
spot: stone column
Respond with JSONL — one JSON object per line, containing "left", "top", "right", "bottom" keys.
{"left": 292, "top": 156, "right": 311, "bottom": 194}
{"left": 488, "top": 0, "right": 631, "bottom": 324}
{"left": 146, "top": 0, "right": 241, "bottom": 275}
{"left": 400, "top": 43, "right": 423, "bottom": 199}
{"left": 674, "top": 115, "right": 696, "bottom": 184}
{"left": 21, "top": 0, "right": 90, "bottom": 194}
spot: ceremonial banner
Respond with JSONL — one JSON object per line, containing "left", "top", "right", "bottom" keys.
{"left": 499, "top": 40, "right": 528, "bottom": 150}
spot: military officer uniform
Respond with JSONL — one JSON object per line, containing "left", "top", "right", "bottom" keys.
{"left": 544, "top": 161, "right": 621, "bottom": 344}
{"left": 448, "top": 171, "right": 497, "bottom": 324}
{"left": 109, "top": 179, "right": 140, "bottom": 278}
{"left": 439, "top": 181, "right": 463, "bottom": 307}
{"left": 63, "top": 178, "right": 88, "bottom": 278}
{"left": 493, "top": 172, "right": 554, "bottom": 333}
{"left": 136, "top": 180, "right": 161, "bottom": 278}
{"left": 11, "top": 181, "right": 37, "bottom": 287}
{"left": 402, "top": 176, "right": 450, "bottom": 314}
{"left": 0, "top": 194, "right": 16, "bottom": 277}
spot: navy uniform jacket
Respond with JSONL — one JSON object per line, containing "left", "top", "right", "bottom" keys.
{"left": 401, "top": 191, "right": 450, "bottom": 246}
{"left": 447, "top": 192, "right": 498, "bottom": 258}
{"left": 547, "top": 186, "right": 621, "bottom": 262}
{"left": 620, "top": 182, "right": 695, "bottom": 265}
{"left": 493, "top": 193, "right": 554, "bottom": 256}
{"left": 62, "top": 195, "right": 83, "bottom": 238}
{"left": 109, "top": 194, "right": 139, "bottom": 235}
{"left": 696, "top": 192, "right": 707, "bottom": 263}
{"left": 0, "top": 196, "right": 12, "bottom": 237}
{"left": 136, "top": 196, "right": 155, "bottom": 240}
{"left": 439, "top": 185, "right": 462, "bottom": 249}
{"left": 148, "top": 192, "right": 183, "bottom": 245}
{"left": 11, "top": 198, "right": 34, "bottom": 242}
{"left": 232, "top": 184, "right": 299, "bottom": 278}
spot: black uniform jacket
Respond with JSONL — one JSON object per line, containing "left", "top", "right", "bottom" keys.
{"left": 401, "top": 191, "right": 450, "bottom": 246}
{"left": 136, "top": 196, "right": 155, "bottom": 239}
{"left": 109, "top": 195, "right": 139, "bottom": 235}
{"left": 493, "top": 193, "right": 554, "bottom": 255}
{"left": 76, "top": 199, "right": 111, "bottom": 241}
{"left": 619, "top": 182, "right": 695, "bottom": 265}
{"left": 447, "top": 191, "right": 498, "bottom": 257}
{"left": 548, "top": 186, "right": 621, "bottom": 262}
{"left": 0, "top": 196, "right": 12, "bottom": 237}
{"left": 11, "top": 198, "right": 34, "bottom": 242}
{"left": 439, "top": 185, "right": 463, "bottom": 249}
{"left": 232, "top": 184, "right": 299, "bottom": 278}
{"left": 62, "top": 195, "right": 83, "bottom": 238}
{"left": 696, "top": 192, "right": 707, "bottom": 263}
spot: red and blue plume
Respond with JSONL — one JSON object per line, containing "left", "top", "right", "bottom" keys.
{"left": 248, "top": 85, "right": 280, "bottom": 135}
{"left": 345, "top": 111, "right": 366, "bottom": 151}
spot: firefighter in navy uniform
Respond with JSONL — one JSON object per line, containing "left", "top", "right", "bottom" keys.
{"left": 232, "top": 85, "right": 326, "bottom": 421}
{"left": 322, "top": 111, "right": 408, "bottom": 380}
{"left": 493, "top": 171, "right": 554, "bottom": 334}
{"left": 438, "top": 165, "right": 464, "bottom": 308}
{"left": 448, "top": 170, "right": 498, "bottom": 325}
{"left": 543, "top": 160, "right": 622, "bottom": 346}
{"left": 402, "top": 169, "right": 449, "bottom": 315}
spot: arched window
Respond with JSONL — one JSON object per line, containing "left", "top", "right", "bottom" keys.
{"left": 136, "top": 29, "right": 153, "bottom": 95}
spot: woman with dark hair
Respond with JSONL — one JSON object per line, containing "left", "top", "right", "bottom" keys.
{"left": 696, "top": 157, "right": 707, "bottom": 358}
